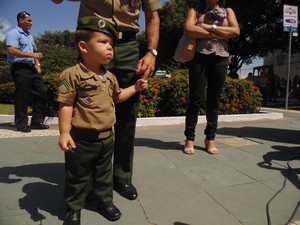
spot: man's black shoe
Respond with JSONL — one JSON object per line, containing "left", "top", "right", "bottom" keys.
{"left": 30, "top": 122, "right": 49, "bottom": 130}
{"left": 114, "top": 182, "right": 138, "bottom": 200}
{"left": 17, "top": 126, "right": 31, "bottom": 133}
{"left": 63, "top": 209, "right": 81, "bottom": 225}
{"left": 98, "top": 202, "right": 121, "bottom": 221}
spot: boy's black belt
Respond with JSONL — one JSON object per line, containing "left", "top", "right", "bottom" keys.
{"left": 71, "top": 127, "right": 113, "bottom": 141}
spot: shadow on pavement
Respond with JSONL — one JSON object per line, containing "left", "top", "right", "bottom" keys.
{"left": 135, "top": 138, "right": 183, "bottom": 151}
{"left": 0, "top": 163, "right": 65, "bottom": 222}
{"left": 257, "top": 146, "right": 300, "bottom": 225}
{"left": 174, "top": 222, "right": 191, "bottom": 225}
{"left": 218, "top": 126, "right": 300, "bottom": 146}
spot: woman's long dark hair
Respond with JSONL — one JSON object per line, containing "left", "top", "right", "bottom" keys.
{"left": 187, "top": 0, "right": 227, "bottom": 13}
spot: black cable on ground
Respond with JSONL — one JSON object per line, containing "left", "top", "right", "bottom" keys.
{"left": 266, "top": 155, "right": 300, "bottom": 225}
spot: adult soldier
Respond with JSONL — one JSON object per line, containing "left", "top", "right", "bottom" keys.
{"left": 52, "top": 0, "right": 161, "bottom": 200}
{"left": 5, "top": 11, "right": 49, "bottom": 133}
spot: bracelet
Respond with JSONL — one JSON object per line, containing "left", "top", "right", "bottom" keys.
{"left": 37, "top": 63, "right": 41, "bottom": 67}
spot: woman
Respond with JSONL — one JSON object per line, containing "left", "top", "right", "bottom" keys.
{"left": 183, "top": 0, "right": 240, "bottom": 155}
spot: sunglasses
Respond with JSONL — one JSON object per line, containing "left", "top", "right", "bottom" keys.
{"left": 18, "top": 11, "right": 31, "bottom": 19}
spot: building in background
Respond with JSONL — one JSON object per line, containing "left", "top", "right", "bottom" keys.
{"left": 252, "top": 50, "right": 300, "bottom": 100}
{"left": 252, "top": 50, "right": 299, "bottom": 80}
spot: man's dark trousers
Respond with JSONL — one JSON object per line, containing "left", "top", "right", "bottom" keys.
{"left": 11, "top": 63, "right": 47, "bottom": 129}
{"left": 107, "top": 39, "right": 140, "bottom": 184}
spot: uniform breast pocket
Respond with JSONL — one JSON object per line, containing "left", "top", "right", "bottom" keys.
{"left": 77, "top": 85, "right": 99, "bottom": 107}
{"left": 120, "top": 0, "right": 140, "bottom": 14}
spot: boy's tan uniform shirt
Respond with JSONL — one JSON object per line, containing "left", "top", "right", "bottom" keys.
{"left": 57, "top": 63, "right": 122, "bottom": 131}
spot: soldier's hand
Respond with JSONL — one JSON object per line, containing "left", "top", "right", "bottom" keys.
{"left": 136, "top": 53, "right": 156, "bottom": 79}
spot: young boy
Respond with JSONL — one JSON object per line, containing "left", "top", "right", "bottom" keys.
{"left": 57, "top": 16, "right": 147, "bottom": 225}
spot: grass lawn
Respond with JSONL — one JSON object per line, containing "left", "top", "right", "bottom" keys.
{"left": 0, "top": 104, "right": 14, "bottom": 115}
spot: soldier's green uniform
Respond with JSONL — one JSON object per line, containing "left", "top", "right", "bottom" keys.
{"left": 75, "top": 0, "right": 162, "bottom": 186}
{"left": 57, "top": 18, "right": 121, "bottom": 211}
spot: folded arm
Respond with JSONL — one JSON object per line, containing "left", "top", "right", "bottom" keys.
{"left": 184, "top": 8, "right": 240, "bottom": 40}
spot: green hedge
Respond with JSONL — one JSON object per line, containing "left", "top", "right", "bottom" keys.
{"left": 0, "top": 82, "right": 15, "bottom": 104}
{"left": 139, "top": 69, "right": 262, "bottom": 117}
{"left": 0, "top": 69, "right": 262, "bottom": 117}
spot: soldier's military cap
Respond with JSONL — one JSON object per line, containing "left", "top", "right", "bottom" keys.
{"left": 76, "top": 16, "right": 117, "bottom": 44}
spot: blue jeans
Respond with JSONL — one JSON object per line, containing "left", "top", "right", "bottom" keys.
{"left": 184, "top": 53, "right": 228, "bottom": 141}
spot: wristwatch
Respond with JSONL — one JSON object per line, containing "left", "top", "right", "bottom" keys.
{"left": 148, "top": 48, "right": 158, "bottom": 57}
{"left": 211, "top": 24, "right": 217, "bottom": 33}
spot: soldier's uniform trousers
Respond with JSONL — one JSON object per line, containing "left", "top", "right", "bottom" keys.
{"left": 64, "top": 127, "right": 113, "bottom": 210}
{"left": 107, "top": 35, "right": 140, "bottom": 184}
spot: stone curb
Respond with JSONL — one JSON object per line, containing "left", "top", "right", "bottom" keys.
{"left": 0, "top": 110, "right": 283, "bottom": 127}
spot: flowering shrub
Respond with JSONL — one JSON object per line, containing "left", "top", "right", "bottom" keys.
{"left": 0, "top": 82, "right": 15, "bottom": 104}
{"left": 155, "top": 70, "right": 189, "bottom": 116}
{"left": 0, "top": 70, "right": 262, "bottom": 117}
{"left": 139, "top": 69, "right": 262, "bottom": 117}
{"left": 219, "top": 78, "right": 262, "bottom": 114}
{"left": 139, "top": 69, "right": 189, "bottom": 117}
{"left": 138, "top": 78, "right": 160, "bottom": 117}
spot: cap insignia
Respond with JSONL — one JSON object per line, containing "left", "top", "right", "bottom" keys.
{"left": 98, "top": 19, "right": 106, "bottom": 29}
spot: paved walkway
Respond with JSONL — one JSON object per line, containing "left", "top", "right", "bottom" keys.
{"left": 0, "top": 108, "right": 299, "bottom": 225}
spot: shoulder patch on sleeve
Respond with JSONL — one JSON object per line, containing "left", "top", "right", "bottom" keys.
{"left": 58, "top": 77, "right": 72, "bottom": 94}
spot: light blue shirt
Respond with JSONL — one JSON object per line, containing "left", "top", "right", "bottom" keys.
{"left": 5, "top": 26, "right": 37, "bottom": 64}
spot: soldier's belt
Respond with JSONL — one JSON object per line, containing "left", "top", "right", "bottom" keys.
{"left": 117, "top": 31, "right": 136, "bottom": 42}
{"left": 71, "top": 127, "right": 113, "bottom": 141}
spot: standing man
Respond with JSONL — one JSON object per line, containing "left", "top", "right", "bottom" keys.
{"left": 52, "top": 0, "right": 161, "bottom": 200}
{"left": 227, "top": 67, "right": 239, "bottom": 79}
{"left": 5, "top": 11, "right": 49, "bottom": 133}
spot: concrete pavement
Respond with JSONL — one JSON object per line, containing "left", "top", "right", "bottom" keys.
{"left": 0, "top": 108, "right": 299, "bottom": 225}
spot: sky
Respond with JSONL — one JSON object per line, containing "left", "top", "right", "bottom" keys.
{"left": 0, "top": 0, "right": 168, "bottom": 40}
{"left": 0, "top": 0, "right": 81, "bottom": 40}
{"left": 0, "top": 0, "right": 262, "bottom": 75}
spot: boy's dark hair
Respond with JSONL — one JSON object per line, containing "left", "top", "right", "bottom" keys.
{"left": 74, "top": 29, "right": 93, "bottom": 61}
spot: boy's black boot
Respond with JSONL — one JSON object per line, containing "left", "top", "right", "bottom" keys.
{"left": 63, "top": 209, "right": 81, "bottom": 225}
{"left": 98, "top": 202, "right": 121, "bottom": 221}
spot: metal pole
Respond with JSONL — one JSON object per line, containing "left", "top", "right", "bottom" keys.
{"left": 285, "top": 31, "right": 292, "bottom": 110}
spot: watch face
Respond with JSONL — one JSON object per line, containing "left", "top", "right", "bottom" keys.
{"left": 149, "top": 48, "right": 158, "bottom": 56}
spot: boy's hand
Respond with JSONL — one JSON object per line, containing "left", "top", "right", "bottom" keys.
{"left": 136, "top": 79, "right": 148, "bottom": 91}
{"left": 58, "top": 133, "right": 76, "bottom": 152}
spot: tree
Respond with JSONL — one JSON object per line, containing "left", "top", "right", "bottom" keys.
{"left": 157, "top": 0, "right": 300, "bottom": 71}
{"left": 0, "top": 40, "right": 11, "bottom": 83}
{"left": 157, "top": 0, "right": 190, "bottom": 70}
{"left": 35, "top": 30, "right": 77, "bottom": 75}
{"left": 227, "top": 0, "right": 299, "bottom": 71}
